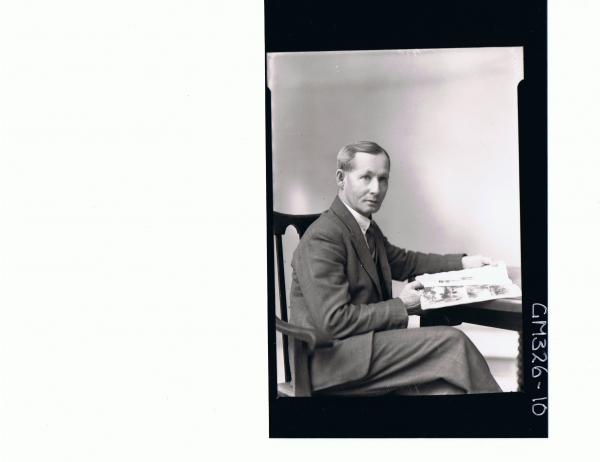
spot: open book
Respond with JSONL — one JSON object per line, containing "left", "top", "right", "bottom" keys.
{"left": 415, "top": 263, "right": 522, "bottom": 309}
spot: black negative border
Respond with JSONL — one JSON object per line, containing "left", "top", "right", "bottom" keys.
{"left": 265, "top": 0, "right": 547, "bottom": 438}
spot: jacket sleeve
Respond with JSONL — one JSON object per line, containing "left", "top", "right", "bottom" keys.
{"left": 382, "top": 234, "right": 465, "bottom": 282}
{"left": 293, "top": 230, "right": 408, "bottom": 340}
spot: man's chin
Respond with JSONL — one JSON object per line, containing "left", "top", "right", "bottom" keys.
{"left": 362, "top": 203, "right": 380, "bottom": 214}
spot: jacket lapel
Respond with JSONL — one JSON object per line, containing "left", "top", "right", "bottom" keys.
{"left": 329, "top": 197, "right": 383, "bottom": 299}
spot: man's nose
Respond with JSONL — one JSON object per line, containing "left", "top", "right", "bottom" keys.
{"left": 369, "top": 179, "right": 380, "bottom": 195}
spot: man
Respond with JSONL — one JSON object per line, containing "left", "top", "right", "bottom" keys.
{"left": 289, "top": 141, "right": 501, "bottom": 395}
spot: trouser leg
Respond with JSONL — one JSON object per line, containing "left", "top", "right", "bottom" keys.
{"left": 403, "top": 379, "right": 465, "bottom": 395}
{"left": 321, "top": 326, "right": 502, "bottom": 396}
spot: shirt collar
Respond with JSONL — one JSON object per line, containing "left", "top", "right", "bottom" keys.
{"left": 340, "top": 198, "right": 372, "bottom": 235}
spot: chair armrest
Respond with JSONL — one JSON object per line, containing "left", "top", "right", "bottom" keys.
{"left": 275, "top": 318, "right": 333, "bottom": 353}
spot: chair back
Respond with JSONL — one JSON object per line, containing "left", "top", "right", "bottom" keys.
{"left": 272, "top": 211, "right": 320, "bottom": 384}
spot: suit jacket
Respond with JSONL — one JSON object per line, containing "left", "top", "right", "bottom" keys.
{"left": 289, "top": 196, "right": 464, "bottom": 391}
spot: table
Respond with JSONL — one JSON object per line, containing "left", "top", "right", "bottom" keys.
{"left": 419, "top": 267, "right": 523, "bottom": 390}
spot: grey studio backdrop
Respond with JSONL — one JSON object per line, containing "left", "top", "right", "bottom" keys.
{"left": 268, "top": 47, "right": 523, "bottom": 389}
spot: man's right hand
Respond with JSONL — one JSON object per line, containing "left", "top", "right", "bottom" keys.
{"left": 399, "top": 280, "right": 424, "bottom": 314}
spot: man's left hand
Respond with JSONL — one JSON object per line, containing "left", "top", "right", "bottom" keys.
{"left": 461, "top": 254, "right": 492, "bottom": 269}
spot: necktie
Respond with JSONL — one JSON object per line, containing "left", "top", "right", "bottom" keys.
{"left": 366, "top": 225, "right": 377, "bottom": 263}
{"left": 366, "top": 224, "right": 389, "bottom": 299}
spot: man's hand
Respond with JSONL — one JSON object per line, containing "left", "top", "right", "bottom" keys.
{"left": 461, "top": 254, "right": 492, "bottom": 269}
{"left": 399, "top": 280, "right": 424, "bottom": 315}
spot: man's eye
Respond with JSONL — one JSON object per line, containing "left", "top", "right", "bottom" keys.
{"left": 362, "top": 175, "right": 371, "bottom": 180}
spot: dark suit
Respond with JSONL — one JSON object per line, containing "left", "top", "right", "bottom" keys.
{"left": 289, "top": 196, "right": 501, "bottom": 394}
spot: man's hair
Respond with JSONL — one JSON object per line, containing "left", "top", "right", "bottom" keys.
{"left": 336, "top": 141, "right": 390, "bottom": 172}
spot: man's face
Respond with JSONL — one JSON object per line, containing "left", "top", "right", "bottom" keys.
{"left": 338, "top": 152, "right": 390, "bottom": 217}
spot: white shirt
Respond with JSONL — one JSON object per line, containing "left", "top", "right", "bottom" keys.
{"left": 340, "top": 198, "right": 372, "bottom": 245}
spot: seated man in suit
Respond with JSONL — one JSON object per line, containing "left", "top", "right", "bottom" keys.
{"left": 289, "top": 141, "right": 502, "bottom": 395}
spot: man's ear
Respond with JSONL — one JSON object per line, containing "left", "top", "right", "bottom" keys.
{"left": 336, "top": 169, "right": 345, "bottom": 189}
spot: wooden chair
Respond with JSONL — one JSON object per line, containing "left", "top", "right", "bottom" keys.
{"left": 273, "top": 211, "right": 331, "bottom": 397}
{"left": 272, "top": 211, "right": 524, "bottom": 395}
